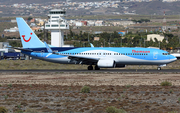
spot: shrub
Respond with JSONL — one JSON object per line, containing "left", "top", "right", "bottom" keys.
{"left": 106, "top": 106, "right": 127, "bottom": 113}
{"left": 160, "top": 81, "right": 172, "bottom": 86}
{"left": 106, "top": 106, "right": 117, "bottom": 113}
{"left": 0, "top": 106, "right": 8, "bottom": 113}
{"left": 25, "top": 108, "right": 38, "bottom": 113}
{"left": 168, "top": 111, "right": 178, "bottom": 113}
{"left": 125, "top": 84, "right": 131, "bottom": 88}
{"left": 80, "top": 86, "right": 90, "bottom": 93}
{"left": 178, "top": 97, "right": 180, "bottom": 102}
{"left": 7, "top": 84, "right": 12, "bottom": 88}
{"left": 169, "top": 89, "right": 173, "bottom": 93}
{"left": 14, "top": 109, "right": 23, "bottom": 113}
{"left": 4, "top": 95, "right": 8, "bottom": 100}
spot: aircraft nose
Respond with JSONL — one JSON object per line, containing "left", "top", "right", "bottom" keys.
{"left": 170, "top": 55, "right": 177, "bottom": 61}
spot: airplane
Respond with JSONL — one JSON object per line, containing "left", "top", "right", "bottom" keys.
{"left": 16, "top": 17, "right": 177, "bottom": 70}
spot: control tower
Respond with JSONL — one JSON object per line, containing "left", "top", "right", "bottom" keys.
{"left": 45, "top": 9, "right": 69, "bottom": 47}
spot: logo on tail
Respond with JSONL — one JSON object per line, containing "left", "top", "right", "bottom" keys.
{"left": 22, "top": 33, "right": 32, "bottom": 42}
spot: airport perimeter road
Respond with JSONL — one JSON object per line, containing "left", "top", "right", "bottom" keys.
{"left": 0, "top": 69, "right": 180, "bottom": 73}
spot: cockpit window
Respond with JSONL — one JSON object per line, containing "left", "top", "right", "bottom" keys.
{"left": 162, "top": 53, "right": 170, "bottom": 55}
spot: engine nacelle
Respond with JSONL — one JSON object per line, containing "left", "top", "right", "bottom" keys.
{"left": 97, "top": 59, "right": 115, "bottom": 68}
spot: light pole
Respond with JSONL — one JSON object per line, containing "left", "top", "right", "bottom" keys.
{"left": 121, "top": 37, "right": 122, "bottom": 47}
{"left": 109, "top": 34, "right": 111, "bottom": 47}
{"left": 104, "top": 39, "right": 105, "bottom": 47}
{"left": 88, "top": 32, "right": 89, "bottom": 42}
{"left": 59, "top": 19, "right": 63, "bottom": 47}
{"left": 144, "top": 38, "right": 145, "bottom": 47}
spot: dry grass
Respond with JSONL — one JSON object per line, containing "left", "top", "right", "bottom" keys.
{"left": 0, "top": 59, "right": 87, "bottom": 70}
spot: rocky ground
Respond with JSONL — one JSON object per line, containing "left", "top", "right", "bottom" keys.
{"left": 0, "top": 73, "right": 180, "bottom": 113}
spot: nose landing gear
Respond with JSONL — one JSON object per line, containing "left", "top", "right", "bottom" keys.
{"left": 157, "top": 67, "right": 161, "bottom": 71}
{"left": 157, "top": 64, "right": 166, "bottom": 71}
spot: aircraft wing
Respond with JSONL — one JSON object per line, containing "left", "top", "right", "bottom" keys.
{"left": 56, "top": 53, "right": 99, "bottom": 64}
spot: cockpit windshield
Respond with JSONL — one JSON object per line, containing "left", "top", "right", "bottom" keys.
{"left": 162, "top": 53, "right": 170, "bottom": 55}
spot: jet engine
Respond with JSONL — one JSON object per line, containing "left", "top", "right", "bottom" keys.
{"left": 97, "top": 59, "right": 115, "bottom": 68}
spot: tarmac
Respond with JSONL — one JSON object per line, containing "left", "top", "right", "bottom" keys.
{"left": 0, "top": 69, "right": 180, "bottom": 73}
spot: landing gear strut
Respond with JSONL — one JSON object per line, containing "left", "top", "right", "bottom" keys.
{"left": 87, "top": 65, "right": 93, "bottom": 70}
{"left": 157, "top": 67, "right": 161, "bottom": 71}
{"left": 95, "top": 65, "right": 100, "bottom": 70}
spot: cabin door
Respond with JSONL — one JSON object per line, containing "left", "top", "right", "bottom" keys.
{"left": 153, "top": 51, "right": 158, "bottom": 59}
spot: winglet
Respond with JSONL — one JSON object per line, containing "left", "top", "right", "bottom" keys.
{"left": 44, "top": 42, "right": 53, "bottom": 53}
{"left": 90, "top": 43, "right": 94, "bottom": 48}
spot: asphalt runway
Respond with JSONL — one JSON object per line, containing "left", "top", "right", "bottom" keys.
{"left": 0, "top": 69, "right": 180, "bottom": 73}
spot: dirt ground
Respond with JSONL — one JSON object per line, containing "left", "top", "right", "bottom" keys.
{"left": 0, "top": 73, "right": 180, "bottom": 113}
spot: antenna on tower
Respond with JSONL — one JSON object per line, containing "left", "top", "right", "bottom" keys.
{"left": 162, "top": 11, "right": 166, "bottom": 32}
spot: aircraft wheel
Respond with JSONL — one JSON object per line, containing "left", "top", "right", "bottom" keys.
{"left": 95, "top": 65, "right": 100, "bottom": 70}
{"left": 88, "top": 65, "right": 93, "bottom": 70}
{"left": 157, "top": 67, "right": 161, "bottom": 71}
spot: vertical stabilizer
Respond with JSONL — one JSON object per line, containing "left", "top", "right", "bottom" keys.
{"left": 16, "top": 17, "right": 45, "bottom": 48}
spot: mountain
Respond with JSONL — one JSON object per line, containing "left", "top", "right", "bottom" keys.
{"left": 0, "top": 0, "right": 64, "bottom": 4}
{"left": 127, "top": 1, "right": 180, "bottom": 15}
{"left": 0, "top": 0, "right": 105, "bottom": 4}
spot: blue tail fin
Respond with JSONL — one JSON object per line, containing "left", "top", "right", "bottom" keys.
{"left": 16, "top": 17, "right": 45, "bottom": 48}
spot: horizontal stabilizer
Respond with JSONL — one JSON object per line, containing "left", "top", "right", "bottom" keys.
{"left": 8, "top": 47, "right": 33, "bottom": 52}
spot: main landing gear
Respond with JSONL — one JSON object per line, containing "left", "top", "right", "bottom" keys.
{"left": 87, "top": 65, "right": 100, "bottom": 70}
{"left": 157, "top": 67, "right": 161, "bottom": 71}
{"left": 95, "top": 65, "right": 100, "bottom": 70}
{"left": 87, "top": 65, "right": 93, "bottom": 70}
{"left": 157, "top": 64, "right": 166, "bottom": 71}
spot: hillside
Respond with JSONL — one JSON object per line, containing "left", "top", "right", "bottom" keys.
{"left": 0, "top": 0, "right": 106, "bottom": 4}
{"left": 126, "top": 1, "right": 180, "bottom": 15}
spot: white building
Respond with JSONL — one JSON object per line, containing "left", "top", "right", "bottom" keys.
{"left": 45, "top": 9, "right": 69, "bottom": 47}
{"left": 112, "top": 21, "right": 135, "bottom": 27}
{"left": 95, "top": 20, "right": 104, "bottom": 26}
{"left": 147, "top": 34, "right": 165, "bottom": 42}
{"left": 87, "top": 21, "right": 95, "bottom": 26}
{"left": 4, "top": 27, "right": 19, "bottom": 32}
{"left": 75, "top": 22, "right": 83, "bottom": 26}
